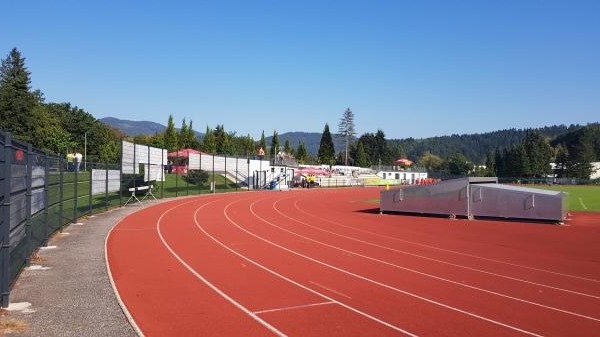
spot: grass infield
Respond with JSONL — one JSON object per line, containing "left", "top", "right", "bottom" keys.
{"left": 530, "top": 184, "right": 600, "bottom": 212}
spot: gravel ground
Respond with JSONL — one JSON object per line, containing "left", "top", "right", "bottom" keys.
{"left": 4, "top": 201, "right": 164, "bottom": 337}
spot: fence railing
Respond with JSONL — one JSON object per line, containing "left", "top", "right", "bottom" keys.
{"left": 0, "top": 133, "right": 268, "bottom": 307}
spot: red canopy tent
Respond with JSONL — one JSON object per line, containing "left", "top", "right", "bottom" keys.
{"left": 294, "top": 167, "right": 329, "bottom": 176}
{"left": 166, "top": 149, "right": 205, "bottom": 174}
{"left": 167, "top": 148, "right": 203, "bottom": 158}
{"left": 394, "top": 158, "right": 413, "bottom": 166}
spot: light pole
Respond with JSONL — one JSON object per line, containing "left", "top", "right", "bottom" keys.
{"left": 84, "top": 132, "right": 87, "bottom": 171}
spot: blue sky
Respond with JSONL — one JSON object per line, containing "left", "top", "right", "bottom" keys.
{"left": 2, "top": 0, "right": 598, "bottom": 139}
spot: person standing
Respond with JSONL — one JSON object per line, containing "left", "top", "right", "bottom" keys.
{"left": 74, "top": 152, "right": 83, "bottom": 172}
{"left": 66, "top": 153, "right": 75, "bottom": 171}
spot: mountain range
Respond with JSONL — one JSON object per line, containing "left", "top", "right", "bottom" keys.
{"left": 100, "top": 117, "right": 597, "bottom": 162}
{"left": 100, "top": 117, "right": 342, "bottom": 155}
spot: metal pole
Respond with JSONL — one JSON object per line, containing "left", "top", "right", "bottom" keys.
{"left": 25, "top": 144, "right": 33, "bottom": 265}
{"left": 247, "top": 156, "right": 250, "bottom": 190}
{"left": 105, "top": 161, "right": 109, "bottom": 212}
{"left": 59, "top": 155, "right": 64, "bottom": 230}
{"left": 259, "top": 155, "right": 263, "bottom": 188}
{"left": 1, "top": 133, "right": 13, "bottom": 307}
{"left": 88, "top": 162, "right": 93, "bottom": 216}
{"left": 73, "top": 163, "right": 78, "bottom": 223}
{"left": 212, "top": 154, "right": 215, "bottom": 193}
{"left": 42, "top": 152, "right": 50, "bottom": 246}
{"left": 84, "top": 132, "right": 87, "bottom": 172}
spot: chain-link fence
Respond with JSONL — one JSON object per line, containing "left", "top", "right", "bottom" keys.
{"left": 0, "top": 133, "right": 276, "bottom": 307}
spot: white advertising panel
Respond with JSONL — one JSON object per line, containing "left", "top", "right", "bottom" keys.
{"left": 92, "top": 169, "right": 121, "bottom": 195}
{"left": 188, "top": 153, "right": 201, "bottom": 170}
{"left": 144, "top": 164, "right": 165, "bottom": 182}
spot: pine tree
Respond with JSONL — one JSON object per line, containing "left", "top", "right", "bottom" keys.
{"left": 179, "top": 118, "right": 189, "bottom": 148}
{"left": 374, "top": 130, "right": 390, "bottom": 165}
{"left": 214, "top": 125, "right": 232, "bottom": 154}
{"left": 258, "top": 130, "right": 267, "bottom": 157}
{"left": 0, "top": 48, "right": 37, "bottom": 139}
{"left": 523, "top": 131, "right": 553, "bottom": 178}
{"left": 187, "top": 120, "right": 200, "bottom": 149}
{"left": 337, "top": 107, "right": 356, "bottom": 166}
{"left": 201, "top": 125, "right": 216, "bottom": 153}
{"left": 271, "top": 130, "right": 280, "bottom": 162}
{"left": 566, "top": 128, "right": 595, "bottom": 179}
{"left": 317, "top": 123, "right": 336, "bottom": 166}
{"left": 484, "top": 152, "right": 496, "bottom": 177}
{"left": 164, "top": 115, "right": 178, "bottom": 151}
{"left": 296, "top": 141, "right": 308, "bottom": 164}
{"left": 554, "top": 144, "right": 569, "bottom": 178}
{"left": 355, "top": 142, "right": 368, "bottom": 168}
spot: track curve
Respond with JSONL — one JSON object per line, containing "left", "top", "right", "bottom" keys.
{"left": 107, "top": 188, "right": 600, "bottom": 336}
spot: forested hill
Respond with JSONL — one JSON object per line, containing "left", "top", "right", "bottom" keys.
{"left": 388, "top": 124, "right": 591, "bottom": 164}
{"left": 103, "top": 116, "right": 595, "bottom": 162}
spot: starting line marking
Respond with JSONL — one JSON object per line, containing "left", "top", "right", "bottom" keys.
{"left": 254, "top": 301, "right": 335, "bottom": 315}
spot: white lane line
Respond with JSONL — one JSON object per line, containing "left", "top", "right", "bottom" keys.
{"left": 578, "top": 198, "right": 588, "bottom": 210}
{"left": 279, "top": 198, "right": 600, "bottom": 299}
{"left": 275, "top": 199, "right": 600, "bottom": 299}
{"left": 254, "top": 301, "right": 335, "bottom": 315}
{"left": 292, "top": 198, "right": 600, "bottom": 284}
{"left": 244, "top": 198, "right": 543, "bottom": 337}
{"left": 208, "top": 199, "right": 419, "bottom": 337}
{"left": 266, "top": 199, "right": 600, "bottom": 322}
{"left": 309, "top": 281, "right": 352, "bottom": 299}
{"left": 156, "top": 198, "right": 288, "bottom": 337}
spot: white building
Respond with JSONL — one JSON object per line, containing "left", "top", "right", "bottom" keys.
{"left": 376, "top": 170, "right": 428, "bottom": 185}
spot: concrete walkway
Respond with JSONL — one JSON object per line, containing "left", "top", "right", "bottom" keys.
{"left": 5, "top": 201, "right": 164, "bottom": 337}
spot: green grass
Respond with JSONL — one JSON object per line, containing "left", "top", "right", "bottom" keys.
{"left": 155, "top": 173, "right": 241, "bottom": 197}
{"left": 527, "top": 184, "right": 600, "bottom": 212}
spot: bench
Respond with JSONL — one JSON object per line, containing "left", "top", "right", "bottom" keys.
{"left": 124, "top": 184, "right": 157, "bottom": 206}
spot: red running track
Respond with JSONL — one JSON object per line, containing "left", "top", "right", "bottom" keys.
{"left": 106, "top": 188, "right": 600, "bottom": 336}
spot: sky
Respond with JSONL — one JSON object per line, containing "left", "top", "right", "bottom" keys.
{"left": 1, "top": 0, "right": 599, "bottom": 140}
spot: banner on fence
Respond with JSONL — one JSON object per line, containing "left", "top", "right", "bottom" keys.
{"left": 91, "top": 169, "right": 121, "bottom": 195}
{"left": 144, "top": 164, "right": 165, "bottom": 182}
{"left": 121, "top": 141, "right": 167, "bottom": 174}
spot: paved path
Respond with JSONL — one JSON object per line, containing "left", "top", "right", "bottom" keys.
{"left": 5, "top": 202, "right": 164, "bottom": 337}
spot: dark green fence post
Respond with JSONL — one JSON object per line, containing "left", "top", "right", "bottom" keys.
{"left": 24, "top": 144, "right": 33, "bottom": 265}
{"left": 175, "top": 162, "right": 178, "bottom": 197}
{"left": 88, "top": 164, "right": 93, "bottom": 216}
{"left": 247, "top": 156, "right": 250, "bottom": 190}
{"left": 198, "top": 153, "right": 202, "bottom": 195}
{"left": 73, "top": 165, "right": 78, "bottom": 223}
{"left": 1, "top": 133, "right": 13, "bottom": 308}
{"left": 105, "top": 162, "right": 109, "bottom": 212}
{"left": 161, "top": 150, "right": 164, "bottom": 199}
{"left": 42, "top": 152, "right": 50, "bottom": 246}
{"left": 59, "top": 155, "right": 64, "bottom": 230}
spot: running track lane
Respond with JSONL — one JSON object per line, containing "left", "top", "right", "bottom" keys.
{"left": 107, "top": 188, "right": 600, "bottom": 336}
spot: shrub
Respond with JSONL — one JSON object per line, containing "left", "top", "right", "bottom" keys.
{"left": 184, "top": 170, "right": 209, "bottom": 186}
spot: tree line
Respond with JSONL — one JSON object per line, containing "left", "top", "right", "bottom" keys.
{"left": 1, "top": 47, "right": 598, "bottom": 180}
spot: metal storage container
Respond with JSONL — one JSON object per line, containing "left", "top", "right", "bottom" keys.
{"left": 380, "top": 177, "right": 567, "bottom": 223}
